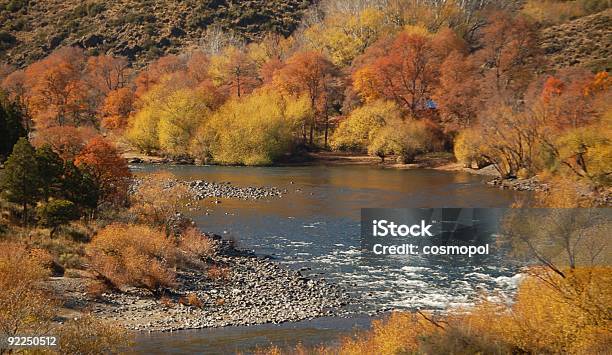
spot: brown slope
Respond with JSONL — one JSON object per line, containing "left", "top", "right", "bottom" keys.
{"left": 540, "top": 9, "right": 612, "bottom": 72}
{"left": 0, "top": 0, "right": 314, "bottom": 67}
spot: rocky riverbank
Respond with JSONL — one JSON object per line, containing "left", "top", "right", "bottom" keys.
{"left": 131, "top": 177, "right": 286, "bottom": 201}
{"left": 51, "top": 238, "right": 350, "bottom": 332}
{"left": 486, "top": 176, "right": 550, "bottom": 192}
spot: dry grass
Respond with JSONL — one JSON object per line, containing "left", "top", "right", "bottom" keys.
{"left": 58, "top": 314, "right": 132, "bottom": 354}
{"left": 540, "top": 9, "right": 612, "bottom": 72}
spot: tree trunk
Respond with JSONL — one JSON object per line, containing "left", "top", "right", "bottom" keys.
{"left": 22, "top": 202, "right": 28, "bottom": 226}
{"left": 324, "top": 113, "right": 329, "bottom": 149}
{"left": 309, "top": 118, "right": 315, "bottom": 145}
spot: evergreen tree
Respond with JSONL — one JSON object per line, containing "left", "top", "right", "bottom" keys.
{"left": 36, "top": 199, "right": 79, "bottom": 238}
{"left": 61, "top": 161, "right": 100, "bottom": 213}
{"left": 35, "top": 144, "right": 64, "bottom": 201}
{"left": 0, "top": 94, "right": 26, "bottom": 161}
{"left": 0, "top": 138, "right": 41, "bottom": 225}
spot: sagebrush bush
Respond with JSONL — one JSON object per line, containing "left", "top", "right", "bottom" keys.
{"left": 87, "top": 224, "right": 178, "bottom": 290}
{"left": 177, "top": 227, "right": 216, "bottom": 267}
{"left": 0, "top": 242, "right": 56, "bottom": 340}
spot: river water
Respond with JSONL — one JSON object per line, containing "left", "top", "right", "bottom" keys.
{"left": 131, "top": 165, "right": 526, "bottom": 354}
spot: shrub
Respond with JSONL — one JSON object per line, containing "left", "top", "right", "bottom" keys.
{"left": 368, "top": 119, "right": 439, "bottom": 164}
{"left": 207, "top": 265, "right": 231, "bottom": 282}
{"left": 181, "top": 293, "right": 203, "bottom": 308}
{"left": 331, "top": 100, "right": 400, "bottom": 152}
{"left": 87, "top": 224, "right": 178, "bottom": 291}
{"left": 270, "top": 268, "right": 611, "bottom": 354}
{"left": 453, "top": 128, "right": 489, "bottom": 168}
{"left": 0, "top": 242, "right": 56, "bottom": 340}
{"left": 177, "top": 227, "right": 216, "bottom": 267}
{"left": 129, "top": 173, "right": 190, "bottom": 236}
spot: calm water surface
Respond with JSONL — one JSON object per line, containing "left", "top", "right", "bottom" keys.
{"left": 132, "top": 165, "right": 526, "bottom": 354}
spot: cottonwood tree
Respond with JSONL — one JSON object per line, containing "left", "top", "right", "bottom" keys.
{"left": 23, "top": 47, "right": 92, "bottom": 128}
{"left": 209, "top": 46, "right": 259, "bottom": 98}
{"left": 74, "top": 137, "right": 131, "bottom": 207}
{"left": 476, "top": 12, "right": 542, "bottom": 107}
{"left": 353, "top": 28, "right": 447, "bottom": 118}
{"left": 274, "top": 51, "right": 338, "bottom": 145}
{"left": 433, "top": 51, "right": 481, "bottom": 131}
{"left": 32, "top": 125, "right": 97, "bottom": 161}
{"left": 100, "top": 87, "right": 135, "bottom": 130}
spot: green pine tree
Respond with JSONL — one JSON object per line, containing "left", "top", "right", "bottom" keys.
{"left": 61, "top": 161, "right": 100, "bottom": 214}
{"left": 36, "top": 199, "right": 79, "bottom": 238}
{"left": 0, "top": 137, "right": 41, "bottom": 225}
{"left": 0, "top": 93, "right": 27, "bottom": 161}
{"left": 35, "top": 144, "right": 65, "bottom": 201}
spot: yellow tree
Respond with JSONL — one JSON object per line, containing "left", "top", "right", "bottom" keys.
{"left": 209, "top": 46, "right": 259, "bottom": 98}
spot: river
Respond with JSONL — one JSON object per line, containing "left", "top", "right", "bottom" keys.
{"left": 131, "top": 164, "right": 526, "bottom": 354}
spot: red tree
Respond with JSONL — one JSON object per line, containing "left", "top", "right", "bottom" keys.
{"left": 274, "top": 51, "right": 338, "bottom": 144}
{"left": 24, "top": 47, "right": 91, "bottom": 128}
{"left": 353, "top": 30, "right": 444, "bottom": 117}
{"left": 75, "top": 137, "right": 131, "bottom": 205}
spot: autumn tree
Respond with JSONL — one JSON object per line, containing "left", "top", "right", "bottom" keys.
{"left": 127, "top": 80, "right": 211, "bottom": 156}
{"left": 75, "top": 137, "right": 131, "bottom": 206}
{"left": 192, "top": 89, "right": 310, "bottom": 165}
{"left": 303, "top": 7, "right": 387, "bottom": 67}
{"left": 23, "top": 47, "right": 93, "bottom": 128}
{"left": 100, "top": 87, "right": 134, "bottom": 130}
{"left": 368, "top": 119, "right": 440, "bottom": 163}
{"left": 353, "top": 28, "right": 448, "bottom": 117}
{"left": 433, "top": 51, "right": 481, "bottom": 131}
{"left": 86, "top": 55, "right": 130, "bottom": 93}
{"left": 475, "top": 12, "right": 542, "bottom": 107}
{"left": 32, "top": 125, "right": 98, "bottom": 161}
{"left": 209, "top": 46, "right": 259, "bottom": 98}
{"left": 134, "top": 54, "right": 187, "bottom": 98}
{"left": 331, "top": 100, "right": 401, "bottom": 152}
{"left": 274, "top": 51, "right": 338, "bottom": 145}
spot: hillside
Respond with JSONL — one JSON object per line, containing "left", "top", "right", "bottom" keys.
{"left": 540, "top": 9, "right": 612, "bottom": 72}
{"left": 0, "top": 0, "right": 314, "bottom": 67}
